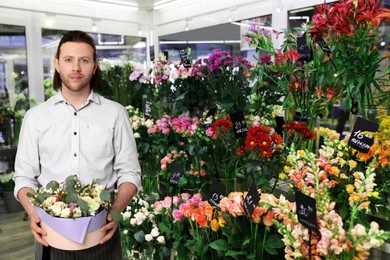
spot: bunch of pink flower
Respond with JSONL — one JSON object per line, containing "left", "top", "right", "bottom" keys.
{"left": 171, "top": 116, "right": 200, "bottom": 136}
{"left": 160, "top": 149, "right": 187, "bottom": 171}
{"left": 153, "top": 52, "right": 172, "bottom": 85}
{"left": 171, "top": 193, "right": 213, "bottom": 228}
{"left": 147, "top": 115, "right": 171, "bottom": 134}
{"left": 219, "top": 191, "right": 275, "bottom": 226}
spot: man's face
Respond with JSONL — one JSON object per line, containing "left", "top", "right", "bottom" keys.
{"left": 55, "top": 42, "right": 97, "bottom": 93}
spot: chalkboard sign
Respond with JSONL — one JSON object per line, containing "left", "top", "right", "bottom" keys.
{"left": 297, "top": 33, "right": 312, "bottom": 62}
{"left": 317, "top": 37, "right": 331, "bottom": 54}
{"left": 348, "top": 117, "right": 379, "bottom": 153}
{"left": 169, "top": 163, "right": 183, "bottom": 186}
{"left": 206, "top": 106, "right": 218, "bottom": 118}
{"left": 243, "top": 182, "right": 260, "bottom": 219}
{"left": 208, "top": 179, "right": 226, "bottom": 208}
{"left": 179, "top": 49, "right": 192, "bottom": 68}
{"left": 144, "top": 100, "right": 152, "bottom": 117}
{"left": 230, "top": 111, "right": 248, "bottom": 138}
{"left": 275, "top": 116, "right": 285, "bottom": 136}
{"left": 295, "top": 191, "right": 318, "bottom": 232}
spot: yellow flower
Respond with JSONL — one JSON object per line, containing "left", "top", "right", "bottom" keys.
{"left": 279, "top": 172, "right": 287, "bottom": 180}
{"left": 297, "top": 150, "right": 306, "bottom": 157}
{"left": 349, "top": 193, "right": 361, "bottom": 204}
{"left": 339, "top": 158, "right": 346, "bottom": 165}
{"left": 284, "top": 165, "right": 291, "bottom": 173}
{"left": 218, "top": 217, "right": 226, "bottom": 228}
{"left": 339, "top": 173, "right": 348, "bottom": 179}
{"left": 211, "top": 219, "right": 219, "bottom": 232}
{"left": 330, "top": 166, "right": 340, "bottom": 176}
{"left": 348, "top": 160, "right": 357, "bottom": 169}
{"left": 346, "top": 184, "right": 354, "bottom": 194}
{"left": 337, "top": 151, "right": 344, "bottom": 158}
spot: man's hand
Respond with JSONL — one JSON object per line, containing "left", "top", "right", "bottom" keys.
{"left": 29, "top": 210, "right": 49, "bottom": 247}
{"left": 99, "top": 210, "right": 118, "bottom": 244}
{"left": 17, "top": 187, "right": 49, "bottom": 246}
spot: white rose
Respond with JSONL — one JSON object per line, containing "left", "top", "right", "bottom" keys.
{"left": 150, "top": 227, "right": 160, "bottom": 237}
{"left": 80, "top": 196, "right": 100, "bottom": 212}
{"left": 122, "top": 211, "right": 132, "bottom": 219}
{"left": 157, "top": 236, "right": 165, "bottom": 244}
{"left": 60, "top": 207, "right": 71, "bottom": 218}
{"left": 72, "top": 208, "right": 82, "bottom": 218}
{"left": 49, "top": 201, "right": 66, "bottom": 216}
{"left": 123, "top": 230, "right": 129, "bottom": 235}
{"left": 133, "top": 132, "right": 140, "bottom": 138}
{"left": 130, "top": 218, "right": 137, "bottom": 225}
{"left": 145, "top": 234, "right": 153, "bottom": 242}
{"left": 42, "top": 196, "right": 58, "bottom": 208}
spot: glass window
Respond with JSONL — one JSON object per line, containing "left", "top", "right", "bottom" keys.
{"left": 0, "top": 24, "right": 27, "bottom": 106}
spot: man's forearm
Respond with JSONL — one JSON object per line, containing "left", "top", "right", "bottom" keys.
{"left": 111, "top": 182, "right": 137, "bottom": 213}
{"left": 17, "top": 187, "right": 36, "bottom": 215}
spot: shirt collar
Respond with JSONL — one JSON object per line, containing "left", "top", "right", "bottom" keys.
{"left": 52, "top": 89, "right": 101, "bottom": 105}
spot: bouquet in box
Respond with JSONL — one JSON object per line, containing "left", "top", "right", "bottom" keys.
{"left": 28, "top": 175, "right": 117, "bottom": 250}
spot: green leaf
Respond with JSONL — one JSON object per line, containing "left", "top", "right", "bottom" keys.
{"left": 264, "top": 243, "right": 278, "bottom": 255}
{"left": 65, "top": 193, "right": 77, "bottom": 203}
{"left": 266, "top": 234, "right": 284, "bottom": 248}
{"left": 77, "top": 198, "right": 90, "bottom": 211}
{"left": 134, "top": 230, "right": 145, "bottom": 243}
{"left": 111, "top": 209, "right": 123, "bottom": 222}
{"left": 209, "top": 239, "right": 229, "bottom": 251}
{"left": 45, "top": 180, "right": 59, "bottom": 190}
{"left": 99, "top": 190, "right": 111, "bottom": 202}
{"left": 225, "top": 250, "right": 247, "bottom": 256}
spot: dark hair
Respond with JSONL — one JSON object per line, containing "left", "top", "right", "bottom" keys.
{"left": 53, "top": 30, "right": 100, "bottom": 91}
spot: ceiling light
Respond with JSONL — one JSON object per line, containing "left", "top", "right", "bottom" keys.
{"left": 154, "top": 0, "right": 184, "bottom": 11}
{"left": 91, "top": 22, "right": 98, "bottom": 32}
{"left": 46, "top": 14, "right": 54, "bottom": 27}
{"left": 86, "top": 0, "right": 138, "bottom": 10}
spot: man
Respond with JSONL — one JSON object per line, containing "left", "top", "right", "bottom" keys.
{"left": 13, "top": 30, "right": 141, "bottom": 259}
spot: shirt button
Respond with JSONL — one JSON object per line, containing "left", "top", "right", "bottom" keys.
{"left": 74, "top": 112, "right": 77, "bottom": 116}
{"left": 74, "top": 153, "right": 77, "bottom": 157}
{"left": 73, "top": 132, "right": 77, "bottom": 135}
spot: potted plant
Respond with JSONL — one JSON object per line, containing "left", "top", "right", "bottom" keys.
{"left": 0, "top": 171, "right": 24, "bottom": 213}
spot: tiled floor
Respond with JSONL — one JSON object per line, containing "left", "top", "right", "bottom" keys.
{"left": 0, "top": 196, "right": 34, "bottom": 260}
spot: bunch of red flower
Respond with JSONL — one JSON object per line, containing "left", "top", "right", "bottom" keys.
{"left": 242, "top": 125, "right": 283, "bottom": 158}
{"left": 283, "top": 121, "right": 315, "bottom": 140}
{"left": 310, "top": 0, "right": 390, "bottom": 39}
{"left": 205, "top": 117, "right": 233, "bottom": 140}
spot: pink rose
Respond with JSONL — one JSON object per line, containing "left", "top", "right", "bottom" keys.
{"left": 172, "top": 209, "right": 183, "bottom": 221}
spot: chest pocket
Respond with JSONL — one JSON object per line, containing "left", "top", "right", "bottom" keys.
{"left": 84, "top": 125, "right": 114, "bottom": 157}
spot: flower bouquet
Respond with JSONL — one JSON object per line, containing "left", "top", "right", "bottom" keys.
{"left": 28, "top": 175, "right": 114, "bottom": 250}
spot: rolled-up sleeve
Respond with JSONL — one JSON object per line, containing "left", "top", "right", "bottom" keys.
{"left": 113, "top": 108, "right": 141, "bottom": 191}
{"left": 13, "top": 110, "right": 40, "bottom": 199}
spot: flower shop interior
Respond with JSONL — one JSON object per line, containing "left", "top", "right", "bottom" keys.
{"left": 0, "top": 0, "right": 390, "bottom": 259}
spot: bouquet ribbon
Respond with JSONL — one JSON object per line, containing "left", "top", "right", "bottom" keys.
{"left": 36, "top": 207, "right": 107, "bottom": 244}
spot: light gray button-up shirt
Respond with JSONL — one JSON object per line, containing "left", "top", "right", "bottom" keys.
{"left": 14, "top": 90, "right": 141, "bottom": 197}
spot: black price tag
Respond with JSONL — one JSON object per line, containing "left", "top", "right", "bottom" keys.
{"left": 275, "top": 116, "right": 285, "bottom": 136}
{"left": 144, "top": 100, "right": 152, "bottom": 117}
{"left": 317, "top": 37, "right": 331, "bottom": 54}
{"left": 295, "top": 191, "right": 318, "bottom": 232}
{"left": 348, "top": 117, "right": 379, "bottom": 153}
{"left": 297, "top": 33, "right": 312, "bottom": 62}
{"left": 208, "top": 179, "right": 226, "bottom": 208}
{"left": 229, "top": 111, "right": 248, "bottom": 138}
{"left": 179, "top": 49, "right": 191, "bottom": 68}
{"left": 243, "top": 182, "right": 260, "bottom": 219}
{"left": 169, "top": 163, "right": 183, "bottom": 187}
